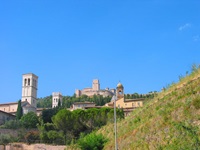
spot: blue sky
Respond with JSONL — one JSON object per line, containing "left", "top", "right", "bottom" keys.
{"left": 0, "top": 0, "right": 199, "bottom": 103}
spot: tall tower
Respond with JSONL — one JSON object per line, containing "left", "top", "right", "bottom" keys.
{"left": 116, "top": 82, "right": 124, "bottom": 99}
{"left": 52, "top": 92, "right": 62, "bottom": 108}
{"left": 22, "top": 73, "right": 38, "bottom": 108}
{"left": 92, "top": 79, "right": 100, "bottom": 91}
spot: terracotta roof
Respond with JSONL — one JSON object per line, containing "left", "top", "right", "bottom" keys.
{"left": 0, "top": 102, "right": 18, "bottom": 106}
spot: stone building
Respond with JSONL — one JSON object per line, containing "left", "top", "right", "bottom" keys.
{"left": 0, "top": 73, "right": 38, "bottom": 115}
{"left": 52, "top": 92, "right": 62, "bottom": 108}
{"left": 0, "top": 110, "right": 16, "bottom": 125}
{"left": 105, "top": 82, "right": 145, "bottom": 116}
{"left": 22, "top": 73, "right": 38, "bottom": 108}
{"left": 75, "top": 79, "right": 115, "bottom": 97}
{"left": 71, "top": 102, "right": 96, "bottom": 110}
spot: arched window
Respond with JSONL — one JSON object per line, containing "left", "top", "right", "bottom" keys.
{"left": 28, "top": 78, "right": 30, "bottom": 86}
{"left": 24, "top": 79, "right": 27, "bottom": 86}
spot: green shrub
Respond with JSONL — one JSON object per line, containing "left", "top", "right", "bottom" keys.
{"left": 20, "top": 112, "right": 39, "bottom": 128}
{"left": 0, "top": 119, "right": 22, "bottom": 129}
{"left": 78, "top": 132, "right": 108, "bottom": 150}
{"left": 24, "top": 131, "right": 40, "bottom": 144}
{"left": 47, "top": 130, "right": 64, "bottom": 145}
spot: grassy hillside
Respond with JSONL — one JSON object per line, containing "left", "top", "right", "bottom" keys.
{"left": 97, "top": 68, "right": 200, "bottom": 149}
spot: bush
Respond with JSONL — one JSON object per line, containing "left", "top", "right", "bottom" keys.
{"left": 77, "top": 132, "right": 108, "bottom": 150}
{"left": 20, "top": 112, "right": 39, "bottom": 128}
{"left": 0, "top": 119, "right": 22, "bottom": 129}
{"left": 24, "top": 131, "right": 40, "bottom": 144}
{"left": 47, "top": 130, "right": 64, "bottom": 145}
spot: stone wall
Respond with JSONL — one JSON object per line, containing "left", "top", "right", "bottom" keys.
{"left": 1, "top": 143, "right": 66, "bottom": 150}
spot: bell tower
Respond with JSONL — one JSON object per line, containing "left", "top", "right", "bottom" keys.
{"left": 116, "top": 82, "right": 124, "bottom": 99}
{"left": 21, "top": 73, "right": 38, "bottom": 108}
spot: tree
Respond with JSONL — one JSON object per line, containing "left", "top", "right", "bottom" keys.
{"left": 16, "top": 100, "right": 23, "bottom": 120}
{"left": 58, "top": 99, "right": 61, "bottom": 107}
{"left": 20, "top": 112, "right": 39, "bottom": 128}
{"left": 52, "top": 109, "right": 75, "bottom": 144}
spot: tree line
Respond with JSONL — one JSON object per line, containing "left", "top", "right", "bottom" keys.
{"left": 37, "top": 94, "right": 112, "bottom": 108}
{"left": 1, "top": 105, "right": 124, "bottom": 146}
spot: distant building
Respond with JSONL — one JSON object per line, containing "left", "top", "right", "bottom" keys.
{"left": 0, "top": 110, "right": 16, "bottom": 125}
{"left": 75, "top": 79, "right": 115, "bottom": 98}
{"left": 22, "top": 73, "right": 38, "bottom": 109}
{"left": 71, "top": 102, "right": 96, "bottom": 110}
{"left": 105, "top": 82, "right": 145, "bottom": 116}
{"left": 52, "top": 92, "right": 62, "bottom": 108}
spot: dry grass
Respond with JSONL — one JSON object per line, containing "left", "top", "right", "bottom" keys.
{"left": 97, "top": 68, "right": 200, "bottom": 150}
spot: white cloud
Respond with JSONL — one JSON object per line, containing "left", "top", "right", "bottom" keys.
{"left": 193, "top": 35, "right": 200, "bottom": 41}
{"left": 179, "top": 23, "right": 191, "bottom": 31}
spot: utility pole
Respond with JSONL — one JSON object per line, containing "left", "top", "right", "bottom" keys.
{"left": 114, "top": 95, "right": 118, "bottom": 150}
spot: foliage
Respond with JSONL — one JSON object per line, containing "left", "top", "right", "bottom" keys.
{"left": 37, "top": 96, "right": 52, "bottom": 108}
{"left": 24, "top": 131, "right": 40, "bottom": 144}
{"left": 0, "top": 119, "right": 23, "bottom": 129}
{"left": 37, "top": 95, "right": 112, "bottom": 109}
{"left": 77, "top": 132, "right": 108, "bottom": 150}
{"left": 0, "top": 134, "right": 12, "bottom": 145}
{"left": 52, "top": 109, "right": 75, "bottom": 143}
{"left": 41, "top": 107, "right": 62, "bottom": 123}
{"left": 124, "top": 92, "right": 157, "bottom": 99}
{"left": 16, "top": 100, "right": 23, "bottom": 120}
{"left": 47, "top": 130, "right": 64, "bottom": 145}
{"left": 39, "top": 107, "right": 124, "bottom": 145}
{"left": 20, "top": 112, "right": 39, "bottom": 128}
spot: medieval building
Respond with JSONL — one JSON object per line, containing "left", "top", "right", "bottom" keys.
{"left": 75, "top": 79, "right": 115, "bottom": 97}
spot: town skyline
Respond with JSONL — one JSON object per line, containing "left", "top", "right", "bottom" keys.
{"left": 0, "top": 0, "right": 200, "bottom": 103}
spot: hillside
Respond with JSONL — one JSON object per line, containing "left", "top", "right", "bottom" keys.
{"left": 98, "top": 68, "right": 200, "bottom": 149}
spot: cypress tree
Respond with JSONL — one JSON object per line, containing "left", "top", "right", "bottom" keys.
{"left": 58, "top": 99, "right": 61, "bottom": 107}
{"left": 16, "top": 100, "right": 23, "bottom": 119}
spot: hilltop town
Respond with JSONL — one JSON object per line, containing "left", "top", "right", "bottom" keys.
{"left": 0, "top": 66, "right": 199, "bottom": 150}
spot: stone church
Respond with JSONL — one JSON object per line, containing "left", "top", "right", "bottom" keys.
{"left": 0, "top": 73, "right": 38, "bottom": 115}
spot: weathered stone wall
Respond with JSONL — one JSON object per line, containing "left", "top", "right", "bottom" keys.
{"left": 1, "top": 143, "right": 66, "bottom": 150}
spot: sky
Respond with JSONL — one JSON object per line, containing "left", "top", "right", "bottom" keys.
{"left": 0, "top": 0, "right": 200, "bottom": 103}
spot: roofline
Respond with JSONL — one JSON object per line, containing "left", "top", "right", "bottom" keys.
{"left": 22, "top": 73, "right": 38, "bottom": 78}
{"left": 0, "top": 102, "right": 18, "bottom": 105}
{"left": 0, "top": 110, "right": 16, "bottom": 117}
{"left": 73, "top": 102, "right": 95, "bottom": 104}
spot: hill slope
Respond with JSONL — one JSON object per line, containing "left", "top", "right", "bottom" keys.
{"left": 98, "top": 68, "right": 200, "bottom": 149}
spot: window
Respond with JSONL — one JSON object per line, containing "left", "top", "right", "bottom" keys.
{"left": 24, "top": 79, "right": 27, "bottom": 86}
{"left": 28, "top": 78, "right": 30, "bottom": 86}
{"left": 138, "top": 102, "right": 140, "bottom": 106}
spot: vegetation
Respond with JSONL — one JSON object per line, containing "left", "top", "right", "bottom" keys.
{"left": 93, "top": 66, "right": 200, "bottom": 149}
{"left": 38, "top": 107, "right": 124, "bottom": 145}
{"left": 37, "top": 94, "right": 112, "bottom": 108}
{"left": 20, "top": 112, "right": 39, "bottom": 128}
{"left": 124, "top": 92, "right": 157, "bottom": 99}
{"left": 77, "top": 132, "right": 108, "bottom": 150}
{"left": 16, "top": 100, "right": 23, "bottom": 120}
